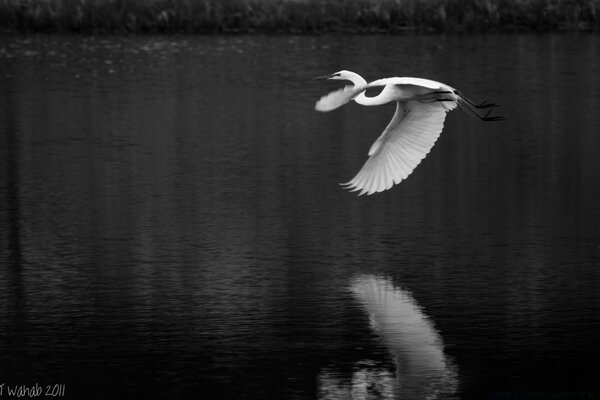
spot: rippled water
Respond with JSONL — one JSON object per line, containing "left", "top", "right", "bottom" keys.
{"left": 1, "top": 34, "right": 599, "bottom": 400}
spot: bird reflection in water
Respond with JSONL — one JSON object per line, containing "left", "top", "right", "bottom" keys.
{"left": 319, "top": 275, "right": 458, "bottom": 400}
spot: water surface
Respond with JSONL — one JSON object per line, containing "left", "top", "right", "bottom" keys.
{"left": 1, "top": 34, "right": 600, "bottom": 400}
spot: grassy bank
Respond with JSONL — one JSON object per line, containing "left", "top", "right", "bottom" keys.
{"left": 1, "top": 0, "right": 599, "bottom": 33}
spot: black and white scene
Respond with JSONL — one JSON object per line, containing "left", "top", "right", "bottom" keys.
{"left": 1, "top": 1, "right": 599, "bottom": 399}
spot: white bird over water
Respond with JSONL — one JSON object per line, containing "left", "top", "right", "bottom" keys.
{"left": 315, "top": 70, "right": 504, "bottom": 195}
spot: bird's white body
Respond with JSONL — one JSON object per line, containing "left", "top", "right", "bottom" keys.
{"left": 315, "top": 70, "right": 501, "bottom": 195}
{"left": 359, "top": 77, "right": 457, "bottom": 106}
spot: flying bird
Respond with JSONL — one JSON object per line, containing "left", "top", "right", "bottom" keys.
{"left": 315, "top": 70, "right": 504, "bottom": 195}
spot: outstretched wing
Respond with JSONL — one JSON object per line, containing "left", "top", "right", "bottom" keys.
{"left": 315, "top": 83, "right": 368, "bottom": 112}
{"left": 343, "top": 100, "right": 454, "bottom": 195}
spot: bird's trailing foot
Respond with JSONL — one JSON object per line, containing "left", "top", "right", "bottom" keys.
{"left": 481, "top": 110, "right": 506, "bottom": 121}
{"left": 474, "top": 100, "right": 499, "bottom": 109}
{"left": 457, "top": 96, "right": 505, "bottom": 122}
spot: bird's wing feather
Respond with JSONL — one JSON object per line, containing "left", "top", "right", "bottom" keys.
{"left": 315, "top": 83, "right": 370, "bottom": 112}
{"left": 343, "top": 101, "right": 450, "bottom": 195}
{"left": 368, "top": 101, "right": 407, "bottom": 156}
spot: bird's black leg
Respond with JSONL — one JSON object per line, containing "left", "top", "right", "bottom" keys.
{"left": 457, "top": 99, "right": 506, "bottom": 121}
{"left": 434, "top": 91, "right": 497, "bottom": 108}
{"left": 476, "top": 100, "right": 499, "bottom": 109}
{"left": 431, "top": 91, "right": 454, "bottom": 103}
{"left": 455, "top": 90, "right": 505, "bottom": 121}
{"left": 481, "top": 110, "right": 506, "bottom": 121}
{"left": 461, "top": 96, "right": 499, "bottom": 109}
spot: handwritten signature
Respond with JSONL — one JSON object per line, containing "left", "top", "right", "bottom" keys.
{"left": 0, "top": 383, "right": 65, "bottom": 398}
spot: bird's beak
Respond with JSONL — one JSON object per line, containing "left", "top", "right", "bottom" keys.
{"left": 314, "top": 73, "right": 337, "bottom": 80}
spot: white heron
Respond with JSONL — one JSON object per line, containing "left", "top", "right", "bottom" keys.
{"left": 315, "top": 70, "right": 504, "bottom": 195}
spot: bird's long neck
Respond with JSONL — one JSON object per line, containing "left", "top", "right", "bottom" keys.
{"left": 355, "top": 91, "right": 390, "bottom": 106}
{"left": 345, "top": 72, "right": 388, "bottom": 107}
{"left": 344, "top": 71, "right": 368, "bottom": 87}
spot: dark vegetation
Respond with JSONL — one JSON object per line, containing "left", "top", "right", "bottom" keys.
{"left": 0, "top": 0, "right": 599, "bottom": 33}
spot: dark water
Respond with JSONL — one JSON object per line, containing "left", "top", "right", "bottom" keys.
{"left": 1, "top": 34, "right": 599, "bottom": 400}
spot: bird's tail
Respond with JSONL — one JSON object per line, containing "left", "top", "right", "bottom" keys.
{"left": 315, "top": 84, "right": 367, "bottom": 112}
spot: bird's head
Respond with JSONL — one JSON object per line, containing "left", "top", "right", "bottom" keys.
{"left": 314, "top": 70, "right": 367, "bottom": 87}
{"left": 315, "top": 70, "right": 355, "bottom": 81}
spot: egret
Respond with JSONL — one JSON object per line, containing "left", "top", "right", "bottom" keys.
{"left": 315, "top": 70, "right": 504, "bottom": 195}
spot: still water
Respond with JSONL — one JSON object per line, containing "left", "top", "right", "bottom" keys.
{"left": 1, "top": 33, "right": 599, "bottom": 400}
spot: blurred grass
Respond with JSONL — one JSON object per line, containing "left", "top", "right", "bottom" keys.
{"left": 0, "top": 0, "right": 599, "bottom": 33}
